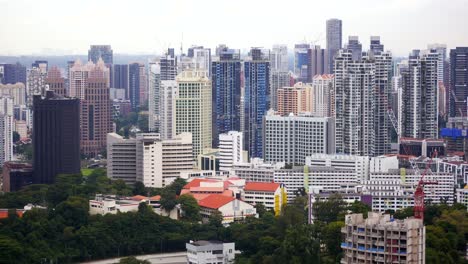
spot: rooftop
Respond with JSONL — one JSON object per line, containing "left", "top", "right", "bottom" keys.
{"left": 244, "top": 182, "right": 280, "bottom": 192}
{"left": 198, "top": 194, "right": 235, "bottom": 209}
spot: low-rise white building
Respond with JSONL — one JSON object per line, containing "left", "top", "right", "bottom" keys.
{"left": 306, "top": 154, "right": 371, "bottom": 181}
{"left": 198, "top": 194, "right": 256, "bottom": 224}
{"left": 186, "top": 240, "right": 235, "bottom": 264}
{"left": 242, "top": 182, "right": 287, "bottom": 215}
{"left": 456, "top": 187, "right": 468, "bottom": 210}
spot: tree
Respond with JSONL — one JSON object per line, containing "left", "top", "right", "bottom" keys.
{"left": 132, "top": 181, "right": 146, "bottom": 196}
{"left": 276, "top": 225, "right": 320, "bottom": 264}
{"left": 178, "top": 194, "right": 201, "bottom": 221}
{"left": 209, "top": 210, "right": 223, "bottom": 227}
{"left": 160, "top": 188, "right": 177, "bottom": 212}
{"left": 54, "top": 196, "right": 89, "bottom": 228}
{"left": 12, "top": 131, "right": 20, "bottom": 143}
{"left": 168, "top": 178, "right": 187, "bottom": 195}
{"left": 255, "top": 203, "right": 267, "bottom": 218}
{"left": 138, "top": 202, "right": 153, "bottom": 215}
{"left": 119, "top": 256, "right": 150, "bottom": 264}
{"left": 312, "top": 194, "right": 346, "bottom": 223}
{"left": 348, "top": 201, "right": 371, "bottom": 218}
{"left": 137, "top": 113, "right": 149, "bottom": 132}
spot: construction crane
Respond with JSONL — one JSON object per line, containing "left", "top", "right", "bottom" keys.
{"left": 386, "top": 103, "right": 438, "bottom": 221}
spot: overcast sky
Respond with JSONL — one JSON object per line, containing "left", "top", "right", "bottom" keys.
{"left": 0, "top": 0, "right": 467, "bottom": 56}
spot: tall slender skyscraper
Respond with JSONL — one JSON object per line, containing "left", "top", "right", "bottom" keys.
{"left": 69, "top": 59, "right": 112, "bottom": 157}
{"left": 160, "top": 54, "right": 177, "bottom": 81}
{"left": 1, "top": 63, "right": 26, "bottom": 85}
{"left": 449, "top": 47, "right": 468, "bottom": 117}
{"left": 33, "top": 91, "right": 80, "bottom": 184}
{"left": 270, "top": 45, "right": 289, "bottom": 72}
{"left": 26, "top": 67, "right": 47, "bottom": 107}
{"left": 88, "top": 45, "right": 113, "bottom": 65}
{"left": 370, "top": 36, "right": 384, "bottom": 54}
{"left": 160, "top": 80, "right": 178, "bottom": 139}
{"left": 211, "top": 46, "right": 242, "bottom": 147}
{"left": 325, "top": 18, "right": 342, "bottom": 74}
{"left": 112, "top": 64, "right": 129, "bottom": 91}
{"left": 308, "top": 45, "right": 325, "bottom": 79}
{"left": 148, "top": 63, "right": 161, "bottom": 132}
{"left": 294, "top": 43, "right": 310, "bottom": 82}
{"left": 345, "top": 36, "right": 362, "bottom": 61}
{"left": 244, "top": 48, "right": 270, "bottom": 158}
{"left": 45, "top": 66, "right": 66, "bottom": 97}
{"left": 0, "top": 97, "right": 13, "bottom": 167}
{"left": 175, "top": 70, "right": 212, "bottom": 160}
{"left": 128, "top": 62, "right": 146, "bottom": 111}
{"left": 399, "top": 51, "right": 439, "bottom": 139}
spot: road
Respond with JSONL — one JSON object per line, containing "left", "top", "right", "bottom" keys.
{"left": 81, "top": 251, "right": 187, "bottom": 264}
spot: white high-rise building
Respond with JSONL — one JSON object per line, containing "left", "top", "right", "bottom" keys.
{"left": 0, "top": 97, "right": 13, "bottom": 166}
{"left": 192, "top": 48, "right": 212, "bottom": 76}
{"left": 270, "top": 44, "right": 289, "bottom": 72}
{"left": 148, "top": 63, "right": 161, "bottom": 132}
{"left": 219, "top": 131, "right": 243, "bottom": 171}
{"left": 26, "top": 67, "right": 47, "bottom": 107}
{"left": 0, "top": 83, "right": 26, "bottom": 106}
{"left": 270, "top": 71, "right": 290, "bottom": 111}
{"left": 159, "top": 80, "right": 178, "bottom": 140}
{"left": 306, "top": 153, "right": 370, "bottom": 181}
{"left": 311, "top": 74, "right": 334, "bottom": 117}
{"left": 263, "top": 110, "right": 335, "bottom": 165}
{"left": 107, "top": 133, "right": 137, "bottom": 185}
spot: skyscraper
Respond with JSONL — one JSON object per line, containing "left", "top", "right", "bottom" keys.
{"left": 45, "top": 66, "right": 66, "bottom": 97}
{"left": 211, "top": 46, "right": 242, "bottom": 147}
{"left": 88, "top": 45, "right": 113, "bottom": 65}
{"left": 270, "top": 45, "right": 289, "bottom": 72}
{"left": 128, "top": 62, "right": 146, "bottom": 111}
{"left": 370, "top": 36, "right": 384, "bottom": 54}
{"left": 69, "top": 59, "right": 112, "bottom": 157}
{"left": 276, "top": 82, "right": 312, "bottom": 116}
{"left": 311, "top": 74, "right": 334, "bottom": 117}
{"left": 334, "top": 50, "right": 376, "bottom": 156}
{"left": 450, "top": 47, "right": 468, "bottom": 117}
{"left": 160, "top": 80, "right": 178, "bottom": 140}
{"left": 1, "top": 63, "right": 26, "bottom": 85}
{"left": 308, "top": 45, "right": 325, "bottom": 79}
{"left": 192, "top": 47, "right": 212, "bottom": 76}
{"left": 148, "top": 63, "right": 161, "bottom": 132}
{"left": 112, "top": 64, "right": 129, "bottom": 91}
{"left": 160, "top": 54, "right": 177, "bottom": 81}
{"left": 0, "top": 97, "right": 13, "bottom": 167}
{"left": 270, "top": 71, "right": 291, "bottom": 111}
{"left": 399, "top": 51, "right": 439, "bottom": 139}
{"left": 219, "top": 131, "right": 243, "bottom": 171}
{"left": 175, "top": 70, "right": 212, "bottom": 160}
{"left": 325, "top": 18, "right": 342, "bottom": 74}
{"left": 31, "top": 60, "right": 48, "bottom": 73}
{"left": 294, "top": 43, "right": 310, "bottom": 82}
{"left": 244, "top": 48, "right": 270, "bottom": 158}
{"left": 345, "top": 36, "right": 362, "bottom": 61}
{"left": 32, "top": 91, "right": 80, "bottom": 184}
{"left": 26, "top": 67, "right": 47, "bottom": 107}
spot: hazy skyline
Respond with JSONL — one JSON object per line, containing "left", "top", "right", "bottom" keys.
{"left": 1, "top": 0, "right": 467, "bottom": 56}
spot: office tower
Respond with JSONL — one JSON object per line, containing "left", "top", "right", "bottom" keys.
{"left": 26, "top": 67, "right": 47, "bottom": 107}
{"left": 187, "top": 45, "right": 204, "bottom": 57}
{"left": 160, "top": 80, "right": 178, "bottom": 139}
{"left": 0, "top": 97, "right": 13, "bottom": 167}
{"left": 276, "top": 82, "right": 312, "bottom": 116}
{"left": 308, "top": 45, "right": 325, "bottom": 78}
{"left": 325, "top": 18, "right": 342, "bottom": 73}
{"left": 1, "top": 63, "right": 26, "bottom": 85}
{"left": 370, "top": 36, "right": 384, "bottom": 54}
{"left": 160, "top": 54, "right": 178, "bottom": 81}
{"left": 32, "top": 91, "right": 80, "bottom": 184}
{"left": 270, "top": 45, "right": 289, "bottom": 72}
{"left": 341, "top": 213, "right": 425, "bottom": 264}
{"left": 31, "top": 60, "right": 48, "bottom": 73}
{"left": 175, "top": 70, "right": 211, "bottom": 160}
{"left": 45, "top": 66, "right": 66, "bottom": 96}
{"left": 399, "top": 51, "right": 438, "bottom": 139}
{"left": 219, "top": 131, "right": 243, "bottom": 171}
{"left": 244, "top": 48, "right": 271, "bottom": 158}
{"left": 449, "top": 47, "right": 468, "bottom": 117}
{"left": 372, "top": 51, "right": 393, "bottom": 156}
{"left": 69, "top": 59, "right": 112, "bottom": 157}
{"left": 167, "top": 48, "right": 175, "bottom": 58}
{"left": 88, "top": 45, "right": 113, "bottom": 65}
{"left": 148, "top": 63, "right": 161, "bottom": 132}
{"left": 345, "top": 36, "right": 363, "bottom": 61}
{"left": 66, "top": 60, "right": 74, "bottom": 95}
{"left": 211, "top": 46, "right": 242, "bottom": 147}
{"left": 311, "top": 74, "right": 334, "bottom": 117}
{"left": 263, "top": 111, "right": 335, "bottom": 165}
{"left": 334, "top": 50, "right": 376, "bottom": 156}
{"left": 192, "top": 47, "right": 212, "bottom": 76}
{"left": 270, "top": 71, "right": 291, "bottom": 111}
{"left": 0, "top": 83, "right": 26, "bottom": 105}
{"left": 128, "top": 62, "right": 146, "bottom": 111}
{"left": 112, "top": 99, "right": 131, "bottom": 119}
{"left": 136, "top": 133, "right": 193, "bottom": 187}
{"left": 112, "top": 64, "right": 129, "bottom": 92}
{"left": 294, "top": 43, "right": 310, "bottom": 82}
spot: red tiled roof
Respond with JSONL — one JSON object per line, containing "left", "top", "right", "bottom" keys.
{"left": 149, "top": 195, "right": 161, "bottom": 201}
{"left": 0, "top": 210, "right": 24, "bottom": 219}
{"left": 244, "top": 182, "right": 280, "bottom": 192}
{"left": 198, "top": 194, "right": 235, "bottom": 209}
{"left": 190, "top": 187, "right": 225, "bottom": 193}
{"left": 183, "top": 178, "right": 218, "bottom": 189}
{"left": 131, "top": 195, "right": 147, "bottom": 201}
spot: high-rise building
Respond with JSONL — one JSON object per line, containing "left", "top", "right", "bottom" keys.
{"left": 32, "top": 91, "right": 80, "bottom": 184}
{"left": 175, "top": 70, "right": 211, "bottom": 160}
{"left": 160, "top": 53, "right": 177, "bottom": 81}
{"left": 211, "top": 46, "right": 242, "bottom": 147}
{"left": 26, "top": 67, "right": 47, "bottom": 107}
{"left": 45, "top": 66, "right": 66, "bottom": 96}
{"left": 270, "top": 71, "right": 290, "bottom": 111}
{"left": 311, "top": 74, "right": 334, "bottom": 117}
{"left": 294, "top": 43, "right": 310, "bottom": 82}
{"left": 276, "top": 82, "right": 312, "bottom": 116}
{"left": 128, "top": 62, "right": 146, "bottom": 111}
{"left": 187, "top": 45, "right": 204, "bottom": 58}
{"left": 160, "top": 80, "right": 178, "bottom": 139}
{"left": 244, "top": 48, "right": 271, "bottom": 158}
{"left": 345, "top": 36, "right": 363, "bottom": 61}
{"left": 325, "top": 18, "right": 342, "bottom": 73}
{"left": 399, "top": 51, "right": 439, "bottom": 139}
{"left": 449, "top": 47, "right": 468, "bottom": 117}
{"left": 88, "top": 45, "right": 113, "bottom": 65}
{"left": 341, "top": 213, "right": 425, "bottom": 264}
{"left": 270, "top": 44, "right": 289, "bottom": 72}
{"left": 370, "top": 36, "right": 384, "bottom": 54}
{"left": 192, "top": 47, "right": 212, "bottom": 76}
{"left": 1, "top": 63, "right": 26, "bottom": 85}
{"left": 0, "top": 83, "right": 26, "bottom": 105}
{"left": 263, "top": 111, "right": 335, "bottom": 165}
{"left": 112, "top": 64, "right": 129, "bottom": 93}
{"left": 0, "top": 97, "right": 13, "bottom": 167}
{"left": 308, "top": 45, "right": 325, "bottom": 79}
{"left": 107, "top": 133, "right": 137, "bottom": 185}
{"left": 31, "top": 60, "right": 48, "bottom": 73}
{"left": 219, "top": 131, "right": 243, "bottom": 171}
{"left": 69, "top": 59, "right": 112, "bottom": 157}
{"left": 334, "top": 50, "right": 376, "bottom": 156}
{"left": 148, "top": 63, "right": 161, "bottom": 132}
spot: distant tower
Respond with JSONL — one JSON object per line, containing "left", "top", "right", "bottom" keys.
{"left": 0, "top": 97, "right": 13, "bottom": 167}
{"left": 128, "top": 62, "right": 146, "bottom": 111}
{"left": 45, "top": 66, "right": 66, "bottom": 96}
{"left": 325, "top": 18, "right": 342, "bottom": 74}
{"left": 449, "top": 47, "right": 468, "bottom": 117}
{"left": 370, "top": 36, "right": 384, "bottom": 54}
{"left": 88, "top": 45, "right": 113, "bottom": 65}
{"left": 345, "top": 36, "right": 362, "bottom": 61}
{"left": 26, "top": 67, "right": 47, "bottom": 107}
{"left": 294, "top": 43, "right": 310, "bottom": 82}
